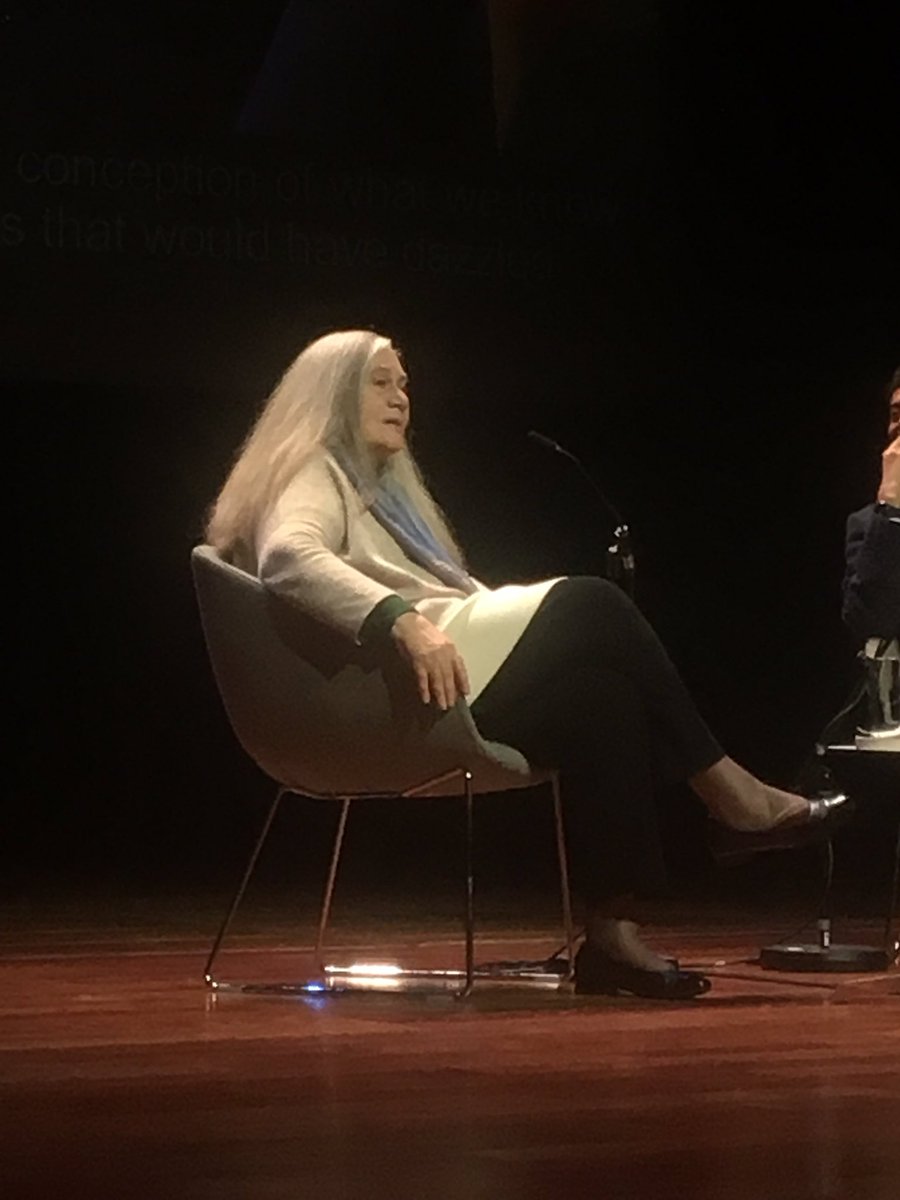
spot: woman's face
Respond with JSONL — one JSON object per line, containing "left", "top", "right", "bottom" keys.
{"left": 358, "top": 345, "right": 410, "bottom": 462}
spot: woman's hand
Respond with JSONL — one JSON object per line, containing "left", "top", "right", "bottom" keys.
{"left": 390, "top": 612, "right": 470, "bottom": 710}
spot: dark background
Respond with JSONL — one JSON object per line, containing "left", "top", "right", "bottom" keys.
{"left": 3, "top": 2, "right": 897, "bottom": 912}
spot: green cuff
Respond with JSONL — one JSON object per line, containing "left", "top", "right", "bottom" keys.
{"left": 358, "top": 594, "right": 416, "bottom": 647}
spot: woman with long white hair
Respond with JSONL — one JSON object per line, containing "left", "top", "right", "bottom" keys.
{"left": 207, "top": 328, "right": 846, "bottom": 999}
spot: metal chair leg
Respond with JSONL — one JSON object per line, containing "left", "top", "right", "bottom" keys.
{"left": 314, "top": 797, "right": 352, "bottom": 974}
{"left": 551, "top": 773, "right": 576, "bottom": 981}
{"left": 315, "top": 768, "right": 483, "bottom": 998}
{"left": 204, "top": 769, "right": 574, "bottom": 997}
{"left": 884, "top": 815, "right": 900, "bottom": 964}
{"left": 459, "top": 769, "right": 475, "bottom": 998}
{"left": 204, "top": 787, "right": 285, "bottom": 987}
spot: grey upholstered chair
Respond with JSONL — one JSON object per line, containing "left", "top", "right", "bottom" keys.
{"left": 191, "top": 544, "right": 575, "bottom": 996}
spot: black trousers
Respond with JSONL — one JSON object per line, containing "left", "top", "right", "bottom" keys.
{"left": 470, "top": 578, "right": 723, "bottom": 902}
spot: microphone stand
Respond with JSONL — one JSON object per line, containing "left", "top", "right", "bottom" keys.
{"left": 759, "top": 641, "right": 899, "bottom": 974}
{"left": 474, "top": 429, "right": 637, "bottom": 985}
{"left": 528, "top": 430, "right": 635, "bottom": 599}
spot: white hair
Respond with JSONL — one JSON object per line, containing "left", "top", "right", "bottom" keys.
{"left": 206, "top": 328, "right": 464, "bottom": 565}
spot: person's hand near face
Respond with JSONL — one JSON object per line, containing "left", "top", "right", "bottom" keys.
{"left": 878, "top": 386, "right": 900, "bottom": 506}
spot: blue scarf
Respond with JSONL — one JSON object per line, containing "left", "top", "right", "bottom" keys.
{"left": 335, "top": 453, "right": 477, "bottom": 595}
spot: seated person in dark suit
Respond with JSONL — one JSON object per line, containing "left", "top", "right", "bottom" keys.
{"left": 842, "top": 367, "right": 900, "bottom": 646}
{"left": 841, "top": 368, "right": 899, "bottom": 745}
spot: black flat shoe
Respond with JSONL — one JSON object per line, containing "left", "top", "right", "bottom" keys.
{"left": 710, "top": 791, "right": 853, "bottom": 863}
{"left": 573, "top": 943, "right": 711, "bottom": 1000}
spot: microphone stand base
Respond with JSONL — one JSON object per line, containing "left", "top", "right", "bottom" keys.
{"left": 758, "top": 943, "right": 893, "bottom": 973}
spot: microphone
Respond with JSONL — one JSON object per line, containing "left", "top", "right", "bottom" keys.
{"left": 528, "top": 429, "right": 635, "bottom": 596}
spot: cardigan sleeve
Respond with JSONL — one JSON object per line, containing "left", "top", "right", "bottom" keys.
{"left": 256, "top": 456, "right": 398, "bottom": 642}
{"left": 841, "top": 504, "right": 900, "bottom": 643}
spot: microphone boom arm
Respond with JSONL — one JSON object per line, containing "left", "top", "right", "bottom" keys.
{"left": 528, "top": 430, "right": 635, "bottom": 599}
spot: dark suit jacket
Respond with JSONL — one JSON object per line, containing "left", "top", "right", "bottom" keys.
{"left": 842, "top": 503, "right": 900, "bottom": 643}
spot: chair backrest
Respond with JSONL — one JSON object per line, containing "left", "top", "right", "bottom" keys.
{"left": 191, "top": 545, "right": 535, "bottom": 797}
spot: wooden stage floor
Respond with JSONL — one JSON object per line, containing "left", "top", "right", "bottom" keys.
{"left": 1, "top": 891, "right": 898, "bottom": 1200}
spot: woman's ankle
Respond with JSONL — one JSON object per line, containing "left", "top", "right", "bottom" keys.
{"left": 584, "top": 915, "right": 671, "bottom": 972}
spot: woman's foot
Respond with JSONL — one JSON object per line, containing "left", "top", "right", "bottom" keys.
{"left": 575, "top": 925, "right": 710, "bottom": 1000}
{"left": 586, "top": 918, "right": 672, "bottom": 972}
{"left": 690, "top": 756, "right": 811, "bottom": 832}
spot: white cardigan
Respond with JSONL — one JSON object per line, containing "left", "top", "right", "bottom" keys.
{"left": 247, "top": 451, "right": 558, "bottom": 701}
